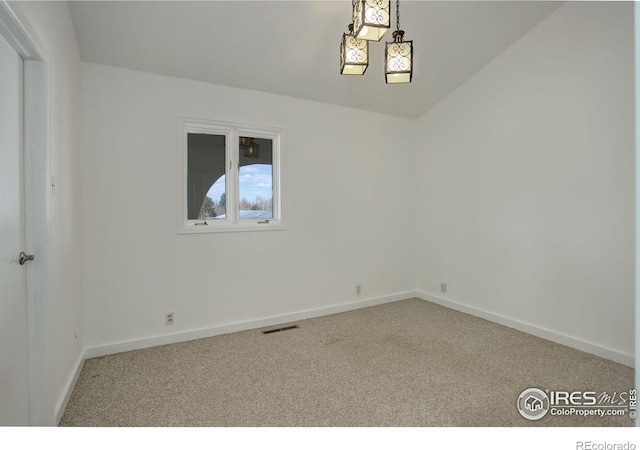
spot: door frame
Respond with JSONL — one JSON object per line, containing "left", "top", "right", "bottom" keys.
{"left": 0, "top": 1, "right": 54, "bottom": 425}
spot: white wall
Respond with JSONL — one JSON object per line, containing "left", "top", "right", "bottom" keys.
{"left": 80, "top": 63, "right": 416, "bottom": 349}
{"left": 414, "top": 2, "right": 634, "bottom": 362}
{"left": 15, "top": 1, "right": 84, "bottom": 416}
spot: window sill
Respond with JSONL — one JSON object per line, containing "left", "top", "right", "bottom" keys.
{"left": 178, "top": 222, "right": 286, "bottom": 235}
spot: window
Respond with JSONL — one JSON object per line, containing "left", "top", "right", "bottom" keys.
{"left": 178, "top": 118, "right": 284, "bottom": 233}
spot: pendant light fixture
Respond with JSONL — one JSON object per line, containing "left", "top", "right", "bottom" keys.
{"left": 353, "top": 0, "right": 390, "bottom": 42}
{"left": 340, "top": 7, "right": 369, "bottom": 76}
{"left": 240, "top": 137, "right": 260, "bottom": 158}
{"left": 338, "top": 0, "right": 412, "bottom": 82}
{"left": 385, "top": 0, "right": 412, "bottom": 83}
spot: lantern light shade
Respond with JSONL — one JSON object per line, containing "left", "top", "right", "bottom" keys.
{"left": 240, "top": 137, "right": 260, "bottom": 158}
{"left": 385, "top": 31, "right": 412, "bottom": 84}
{"left": 340, "top": 28, "right": 369, "bottom": 75}
{"left": 244, "top": 142, "right": 259, "bottom": 158}
{"left": 353, "top": 0, "right": 390, "bottom": 42}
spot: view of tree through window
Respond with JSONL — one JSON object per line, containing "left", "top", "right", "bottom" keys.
{"left": 183, "top": 122, "right": 281, "bottom": 229}
{"left": 199, "top": 136, "right": 274, "bottom": 220}
{"left": 238, "top": 164, "right": 273, "bottom": 219}
{"left": 202, "top": 162, "right": 273, "bottom": 220}
{"left": 197, "top": 181, "right": 226, "bottom": 220}
{"left": 197, "top": 190, "right": 227, "bottom": 220}
{"left": 237, "top": 136, "right": 273, "bottom": 220}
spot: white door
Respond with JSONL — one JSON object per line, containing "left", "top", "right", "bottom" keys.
{"left": 0, "top": 32, "right": 30, "bottom": 425}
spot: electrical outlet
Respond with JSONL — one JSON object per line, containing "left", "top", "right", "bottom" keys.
{"left": 166, "top": 312, "right": 175, "bottom": 325}
{"left": 440, "top": 283, "right": 447, "bottom": 293}
{"left": 356, "top": 285, "right": 361, "bottom": 296}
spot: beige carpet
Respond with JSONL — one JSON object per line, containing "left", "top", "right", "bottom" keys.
{"left": 60, "top": 299, "right": 633, "bottom": 426}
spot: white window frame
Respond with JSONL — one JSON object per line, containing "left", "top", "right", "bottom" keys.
{"left": 177, "top": 117, "right": 285, "bottom": 234}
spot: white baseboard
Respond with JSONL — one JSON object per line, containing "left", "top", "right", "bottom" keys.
{"left": 55, "top": 352, "right": 85, "bottom": 424}
{"left": 416, "top": 291, "right": 634, "bottom": 367}
{"left": 84, "top": 291, "right": 415, "bottom": 360}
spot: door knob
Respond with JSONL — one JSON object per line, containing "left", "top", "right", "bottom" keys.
{"left": 19, "top": 252, "right": 34, "bottom": 265}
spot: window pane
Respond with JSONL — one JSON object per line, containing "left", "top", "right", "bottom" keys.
{"left": 187, "top": 133, "right": 226, "bottom": 220}
{"left": 238, "top": 136, "right": 273, "bottom": 220}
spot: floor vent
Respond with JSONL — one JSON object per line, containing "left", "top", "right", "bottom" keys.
{"left": 262, "top": 325, "right": 299, "bottom": 335}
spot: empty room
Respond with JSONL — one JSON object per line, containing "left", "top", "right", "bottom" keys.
{"left": 0, "top": 0, "right": 636, "bottom": 443}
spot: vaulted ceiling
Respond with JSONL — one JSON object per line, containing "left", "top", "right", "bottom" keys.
{"left": 68, "top": 1, "right": 562, "bottom": 119}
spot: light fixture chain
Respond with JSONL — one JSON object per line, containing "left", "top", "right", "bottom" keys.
{"left": 396, "top": 0, "right": 400, "bottom": 31}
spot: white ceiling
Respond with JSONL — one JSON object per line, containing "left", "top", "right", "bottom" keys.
{"left": 68, "top": 1, "right": 562, "bottom": 119}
